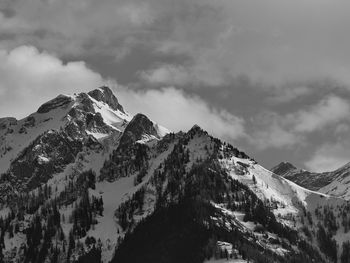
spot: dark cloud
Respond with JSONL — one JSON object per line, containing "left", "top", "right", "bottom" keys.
{"left": 0, "top": 7, "right": 16, "bottom": 18}
{"left": 0, "top": 32, "right": 15, "bottom": 41}
{"left": 1, "top": 0, "right": 350, "bottom": 171}
{"left": 0, "top": 0, "right": 17, "bottom": 18}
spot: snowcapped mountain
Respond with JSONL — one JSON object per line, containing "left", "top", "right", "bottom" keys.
{"left": 0, "top": 87, "right": 349, "bottom": 263}
{"left": 0, "top": 87, "right": 128, "bottom": 173}
{"left": 272, "top": 161, "right": 350, "bottom": 199}
{"left": 271, "top": 162, "right": 335, "bottom": 191}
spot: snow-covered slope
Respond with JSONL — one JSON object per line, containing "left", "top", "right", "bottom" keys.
{"left": 318, "top": 162, "right": 350, "bottom": 200}
{"left": 220, "top": 150, "right": 345, "bottom": 221}
{"left": 0, "top": 86, "right": 173, "bottom": 262}
{"left": 0, "top": 87, "right": 130, "bottom": 175}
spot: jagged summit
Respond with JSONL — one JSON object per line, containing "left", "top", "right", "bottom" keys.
{"left": 88, "top": 86, "right": 125, "bottom": 113}
{"left": 2, "top": 86, "right": 350, "bottom": 263}
{"left": 35, "top": 86, "right": 124, "bottom": 116}
{"left": 0, "top": 86, "right": 132, "bottom": 178}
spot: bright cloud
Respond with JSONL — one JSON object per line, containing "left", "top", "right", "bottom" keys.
{"left": 291, "top": 96, "right": 350, "bottom": 133}
{"left": 305, "top": 142, "right": 350, "bottom": 172}
{"left": 0, "top": 45, "right": 246, "bottom": 143}
{"left": 250, "top": 95, "right": 350, "bottom": 149}
{"left": 140, "top": 65, "right": 193, "bottom": 86}
{"left": 0, "top": 45, "right": 104, "bottom": 117}
{"left": 116, "top": 86, "right": 246, "bottom": 141}
{"left": 2, "top": 0, "right": 350, "bottom": 171}
{"left": 4, "top": 0, "right": 350, "bottom": 91}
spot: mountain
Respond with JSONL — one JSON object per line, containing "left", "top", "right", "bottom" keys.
{"left": 0, "top": 86, "right": 349, "bottom": 263}
{"left": 272, "top": 161, "right": 350, "bottom": 199}
{"left": 0, "top": 87, "right": 132, "bottom": 201}
{"left": 270, "top": 162, "right": 298, "bottom": 177}
{"left": 271, "top": 162, "right": 335, "bottom": 191}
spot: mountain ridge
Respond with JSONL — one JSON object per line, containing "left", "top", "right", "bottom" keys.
{"left": 0, "top": 86, "right": 349, "bottom": 263}
{"left": 272, "top": 161, "right": 350, "bottom": 200}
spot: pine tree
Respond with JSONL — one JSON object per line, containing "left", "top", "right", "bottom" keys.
{"left": 252, "top": 175, "right": 256, "bottom": 184}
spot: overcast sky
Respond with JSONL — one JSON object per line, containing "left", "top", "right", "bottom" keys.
{"left": 1, "top": 0, "right": 350, "bottom": 172}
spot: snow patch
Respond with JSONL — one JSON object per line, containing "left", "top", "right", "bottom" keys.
{"left": 37, "top": 155, "right": 50, "bottom": 164}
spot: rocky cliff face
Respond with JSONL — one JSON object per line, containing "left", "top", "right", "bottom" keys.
{"left": 2, "top": 130, "right": 82, "bottom": 193}
{"left": 0, "top": 87, "right": 130, "bottom": 198}
{"left": 88, "top": 86, "right": 125, "bottom": 113}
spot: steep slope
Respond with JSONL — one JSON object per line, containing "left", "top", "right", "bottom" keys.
{"left": 110, "top": 127, "right": 346, "bottom": 263}
{"left": 223, "top": 157, "right": 332, "bottom": 217}
{"left": 0, "top": 87, "right": 170, "bottom": 262}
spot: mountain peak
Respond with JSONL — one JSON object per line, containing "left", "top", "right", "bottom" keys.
{"left": 125, "top": 113, "right": 158, "bottom": 137}
{"left": 187, "top": 124, "right": 208, "bottom": 138}
{"left": 271, "top": 161, "right": 298, "bottom": 176}
{"left": 189, "top": 124, "right": 205, "bottom": 133}
{"left": 190, "top": 124, "right": 201, "bottom": 131}
{"left": 88, "top": 86, "right": 125, "bottom": 113}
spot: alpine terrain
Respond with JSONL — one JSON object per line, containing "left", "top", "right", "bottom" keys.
{"left": 272, "top": 162, "right": 350, "bottom": 200}
{"left": 0, "top": 86, "right": 350, "bottom": 263}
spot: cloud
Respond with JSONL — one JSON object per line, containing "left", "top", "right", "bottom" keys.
{"left": 250, "top": 121, "right": 301, "bottom": 150}
{"left": 249, "top": 112, "right": 302, "bottom": 150}
{"left": 0, "top": 0, "right": 158, "bottom": 56}
{"left": 291, "top": 95, "right": 350, "bottom": 133}
{"left": 155, "top": 0, "right": 350, "bottom": 90}
{"left": 0, "top": 45, "right": 246, "bottom": 142}
{"left": 139, "top": 64, "right": 193, "bottom": 86}
{"left": 0, "top": 0, "right": 225, "bottom": 60}
{"left": 2, "top": 0, "right": 350, "bottom": 170}
{"left": 3, "top": 0, "right": 350, "bottom": 95}
{"left": 115, "top": 86, "right": 246, "bottom": 141}
{"left": 250, "top": 95, "right": 350, "bottom": 149}
{"left": 305, "top": 142, "right": 350, "bottom": 172}
{"left": 267, "top": 86, "right": 311, "bottom": 104}
{"left": 0, "top": 45, "right": 104, "bottom": 117}
{"left": 335, "top": 123, "right": 350, "bottom": 135}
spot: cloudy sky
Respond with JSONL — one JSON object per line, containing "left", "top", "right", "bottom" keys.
{"left": 1, "top": 0, "right": 350, "bottom": 172}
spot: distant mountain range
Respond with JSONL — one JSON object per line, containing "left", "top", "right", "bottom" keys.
{"left": 0, "top": 86, "right": 349, "bottom": 263}
{"left": 271, "top": 161, "right": 350, "bottom": 199}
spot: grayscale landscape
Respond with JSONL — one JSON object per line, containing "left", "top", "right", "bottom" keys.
{"left": 0, "top": 1, "right": 350, "bottom": 262}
